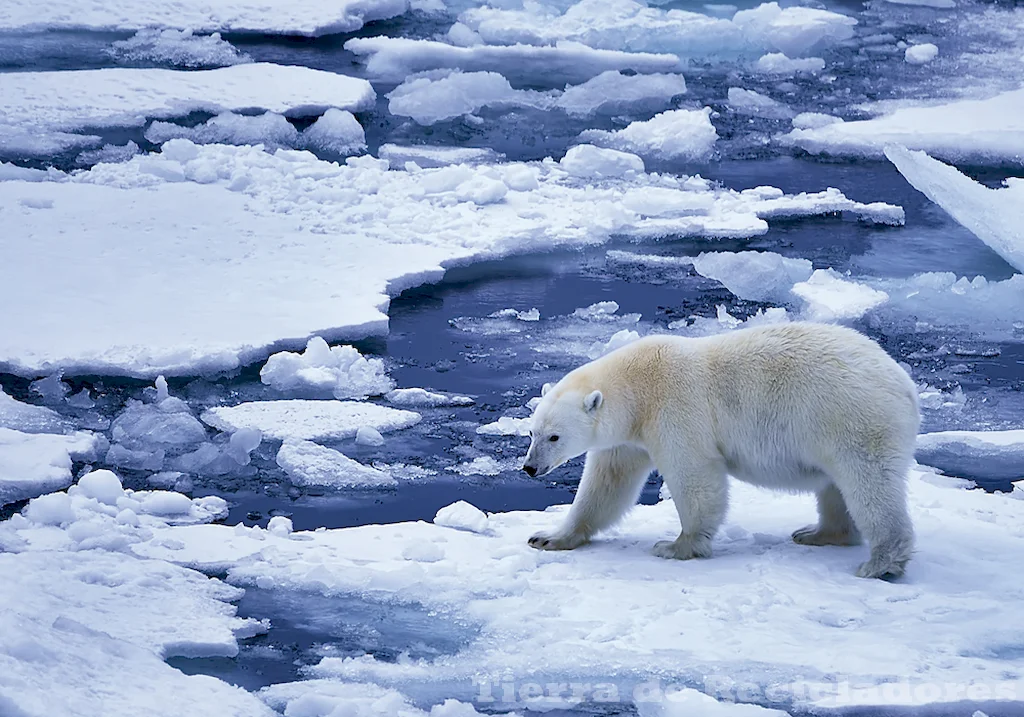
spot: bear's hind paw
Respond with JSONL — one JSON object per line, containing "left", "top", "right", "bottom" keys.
{"left": 652, "top": 536, "right": 711, "bottom": 560}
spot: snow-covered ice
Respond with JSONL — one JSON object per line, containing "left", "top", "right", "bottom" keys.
{"left": 433, "top": 500, "right": 489, "bottom": 534}
{"left": 905, "top": 42, "right": 939, "bottom": 65}
{"left": 556, "top": 71, "right": 687, "bottom": 117}
{"left": 388, "top": 71, "right": 556, "bottom": 125}
{"left": 0, "top": 141, "right": 900, "bottom": 377}
{"left": 0, "top": 387, "right": 69, "bottom": 433}
{"left": 560, "top": 144, "right": 645, "bottom": 177}
{"left": 386, "top": 388, "right": 474, "bottom": 407}
{"left": 0, "top": 64, "right": 375, "bottom": 159}
{"left": 276, "top": 439, "right": 396, "bottom": 488}
{"left": 108, "top": 29, "right": 251, "bottom": 68}
{"left": 578, "top": 108, "right": 718, "bottom": 162}
{"left": 377, "top": 144, "right": 503, "bottom": 168}
{"left": 128, "top": 465, "right": 1024, "bottom": 712}
{"left": 0, "top": 429, "right": 101, "bottom": 505}
{"left": 260, "top": 337, "right": 394, "bottom": 400}
{"left": 477, "top": 416, "right": 533, "bottom": 437}
{"left": 202, "top": 400, "right": 421, "bottom": 443}
{"left": 791, "top": 269, "right": 889, "bottom": 321}
{"left": 146, "top": 112, "right": 301, "bottom": 151}
{"left": 691, "top": 251, "right": 812, "bottom": 302}
{"left": 783, "top": 88, "right": 1024, "bottom": 165}
{"left": 260, "top": 681, "right": 496, "bottom": 717}
{"left": 0, "top": 0, "right": 407, "bottom": 35}
{"left": 886, "top": 146, "right": 1024, "bottom": 274}
{"left": 753, "top": 52, "right": 824, "bottom": 75}
{"left": 345, "top": 37, "right": 681, "bottom": 84}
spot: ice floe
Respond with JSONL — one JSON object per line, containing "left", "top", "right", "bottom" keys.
{"left": 904, "top": 42, "right": 939, "bottom": 65}
{"left": 261, "top": 337, "right": 394, "bottom": 399}
{"left": 388, "top": 70, "right": 556, "bottom": 125}
{"left": 202, "top": 400, "right": 421, "bottom": 443}
{"left": 753, "top": 52, "right": 824, "bottom": 75}
{"left": 276, "top": 439, "right": 396, "bottom": 488}
{"left": 0, "top": 64, "right": 374, "bottom": 159}
{"left": 783, "top": 88, "right": 1024, "bottom": 165}
{"left": 556, "top": 71, "right": 688, "bottom": 117}
{"left": 791, "top": 269, "right": 889, "bottom": 322}
{"left": 0, "top": 387, "right": 69, "bottom": 433}
{"left": 386, "top": 388, "right": 474, "bottom": 407}
{"left": 691, "top": 251, "right": 812, "bottom": 302}
{"left": 578, "top": 108, "right": 718, "bottom": 162}
{"left": 0, "top": 0, "right": 407, "bottom": 35}
{"left": 124, "top": 465, "right": 1024, "bottom": 712}
{"left": 886, "top": 146, "right": 1023, "bottom": 273}
{"left": 0, "top": 140, "right": 901, "bottom": 377}
{"left": 0, "top": 429, "right": 101, "bottom": 505}
{"left": 917, "top": 430, "right": 1024, "bottom": 481}
{"left": 108, "top": 29, "right": 251, "bottom": 68}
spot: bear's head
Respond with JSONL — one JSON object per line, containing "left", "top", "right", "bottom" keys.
{"left": 522, "top": 381, "right": 603, "bottom": 477}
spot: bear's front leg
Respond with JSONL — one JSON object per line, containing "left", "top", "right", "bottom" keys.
{"left": 528, "top": 445, "right": 653, "bottom": 552}
{"left": 654, "top": 460, "right": 728, "bottom": 561}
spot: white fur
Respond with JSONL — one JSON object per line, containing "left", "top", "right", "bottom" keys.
{"left": 522, "top": 322, "right": 919, "bottom": 579}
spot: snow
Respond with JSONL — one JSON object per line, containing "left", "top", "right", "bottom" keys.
{"left": 0, "top": 141, "right": 901, "bottom": 378}
{"left": 387, "top": 71, "right": 556, "bottom": 125}
{"left": 108, "top": 29, "right": 251, "bottom": 68}
{"left": 690, "top": 251, "right": 812, "bottom": 302}
{"left": 556, "top": 71, "right": 687, "bottom": 117}
{"left": 782, "top": 88, "right": 1024, "bottom": 165}
{"left": 203, "top": 400, "right": 421, "bottom": 443}
{"left": 905, "top": 42, "right": 939, "bottom": 65}
{"left": 0, "top": 65, "right": 375, "bottom": 159}
{"left": 128, "top": 465, "right": 1024, "bottom": 712}
{"left": 276, "top": 439, "right": 396, "bottom": 488}
{"left": 0, "top": 0, "right": 407, "bottom": 36}
{"left": 0, "top": 387, "right": 68, "bottom": 433}
{"left": 345, "top": 37, "right": 681, "bottom": 84}
{"left": 458, "top": 0, "right": 855, "bottom": 59}
{"left": 261, "top": 337, "right": 394, "bottom": 399}
{"left": 885, "top": 146, "right": 1024, "bottom": 274}
{"left": 753, "top": 52, "right": 824, "bottom": 75}
{"left": 386, "top": 389, "right": 474, "bottom": 407}
{"left": 790, "top": 269, "right": 889, "bottom": 321}
{"left": 579, "top": 108, "right": 718, "bottom": 162}
{"left": 433, "top": 500, "right": 489, "bottom": 534}
{"left": 0, "top": 429, "right": 101, "bottom": 505}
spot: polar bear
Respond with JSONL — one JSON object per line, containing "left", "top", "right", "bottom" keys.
{"left": 522, "top": 322, "right": 918, "bottom": 579}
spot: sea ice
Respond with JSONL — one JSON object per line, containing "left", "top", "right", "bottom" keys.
{"left": 356, "top": 426, "right": 386, "bottom": 446}
{"left": 0, "top": 429, "right": 101, "bottom": 505}
{"left": 0, "top": 386, "right": 69, "bottom": 433}
{"left": 301, "top": 109, "right": 367, "bottom": 156}
{"left": 917, "top": 430, "right": 1024, "bottom": 480}
{"left": 110, "top": 397, "right": 208, "bottom": 453}
{"left": 261, "top": 337, "right": 394, "bottom": 399}
{"left": 477, "top": 416, "right": 533, "bottom": 436}
{"left": 108, "top": 29, "right": 251, "bottom": 68}
{"left": 885, "top": 146, "right": 1024, "bottom": 274}
{"left": 0, "top": 0, "right": 407, "bottom": 35}
{"left": 753, "top": 52, "right": 824, "bottom": 74}
{"left": 345, "top": 37, "right": 681, "bottom": 84}
{"left": 691, "top": 251, "right": 812, "bottom": 302}
{"left": 556, "top": 71, "right": 687, "bottom": 117}
{"left": 377, "top": 144, "right": 502, "bottom": 168}
{"left": 433, "top": 500, "right": 489, "bottom": 533}
{"left": 202, "top": 400, "right": 422, "bottom": 442}
{"left": 578, "top": 108, "right": 718, "bottom": 162}
{"left": 905, "top": 42, "right": 939, "bottom": 65}
{"left": 146, "top": 112, "right": 301, "bottom": 150}
{"left": 386, "top": 388, "right": 474, "bottom": 407}
{"left": 790, "top": 269, "right": 889, "bottom": 321}
{"left": 276, "top": 440, "right": 396, "bottom": 488}
{"left": 726, "top": 87, "right": 793, "bottom": 119}
{"left": 0, "top": 141, "right": 902, "bottom": 377}
{"left": 260, "top": 681, "right": 494, "bottom": 717}
{"left": 387, "top": 71, "right": 556, "bottom": 125}
{"left": 782, "top": 88, "right": 1024, "bottom": 165}
{"left": 76, "top": 141, "right": 142, "bottom": 167}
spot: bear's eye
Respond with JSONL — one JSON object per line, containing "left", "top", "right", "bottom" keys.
{"left": 549, "top": 435, "right": 560, "bottom": 442}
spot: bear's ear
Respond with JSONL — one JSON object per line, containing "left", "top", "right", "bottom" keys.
{"left": 541, "top": 382, "right": 553, "bottom": 397}
{"left": 584, "top": 390, "right": 603, "bottom": 413}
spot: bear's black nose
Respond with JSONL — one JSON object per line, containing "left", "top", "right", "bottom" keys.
{"left": 523, "top": 465, "right": 537, "bottom": 477}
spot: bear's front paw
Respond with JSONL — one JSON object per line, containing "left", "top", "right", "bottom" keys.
{"left": 528, "top": 531, "right": 586, "bottom": 551}
{"left": 652, "top": 535, "right": 712, "bottom": 560}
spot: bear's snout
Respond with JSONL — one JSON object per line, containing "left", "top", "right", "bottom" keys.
{"left": 523, "top": 464, "right": 537, "bottom": 477}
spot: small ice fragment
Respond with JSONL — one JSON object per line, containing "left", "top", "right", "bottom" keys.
{"left": 267, "top": 516, "right": 294, "bottom": 536}
{"left": 434, "top": 500, "right": 489, "bottom": 533}
{"left": 905, "top": 43, "right": 939, "bottom": 65}
{"left": 355, "top": 426, "right": 385, "bottom": 446}
{"left": 560, "top": 145, "right": 644, "bottom": 179}
{"left": 75, "top": 469, "right": 125, "bottom": 505}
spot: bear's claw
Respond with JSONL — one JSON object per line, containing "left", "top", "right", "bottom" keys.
{"left": 528, "top": 531, "right": 585, "bottom": 551}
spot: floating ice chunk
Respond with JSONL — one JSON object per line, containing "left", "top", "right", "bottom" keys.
{"left": 378, "top": 143, "right": 502, "bottom": 167}
{"left": 726, "top": 87, "right": 793, "bottom": 119}
{"left": 30, "top": 373, "right": 69, "bottom": 403}
{"left": 670, "top": 305, "right": 790, "bottom": 335}
{"left": 111, "top": 399, "right": 208, "bottom": 453}
{"left": 146, "top": 112, "right": 301, "bottom": 150}
{"left": 301, "top": 109, "right": 366, "bottom": 156}
{"left": 589, "top": 329, "right": 642, "bottom": 358}
{"left": 106, "top": 444, "right": 166, "bottom": 471}
{"left": 791, "top": 269, "right": 889, "bottom": 321}
{"left": 606, "top": 249, "right": 695, "bottom": 267}
{"left": 0, "top": 429, "right": 101, "bottom": 505}
{"left": 456, "top": 176, "right": 508, "bottom": 205}
{"left": 433, "top": 500, "right": 489, "bottom": 533}
{"left": 355, "top": 426, "right": 386, "bottom": 446}
{"left": 387, "top": 70, "right": 556, "bottom": 125}
{"left": 791, "top": 112, "right": 841, "bottom": 130}
{"left": 489, "top": 307, "right": 540, "bottom": 322}
{"left": 452, "top": 456, "right": 508, "bottom": 476}
{"left": 579, "top": 108, "right": 718, "bottom": 162}
{"left": 0, "top": 64, "right": 375, "bottom": 151}
{"left": 345, "top": 37, "right": 681, "bottom": 84}
{"left": 76, "top": 141, "right": 141, "bottom": 167}
{"left": 477, "top": 416, "right": 532, "bottom": 436}
{"left": 277, "top": 439, "right": 396, "bottom": 488}
{"left": 905, "top": 43, "right": 938, "bottom": 65}
{"left": 691, "top": 251, "right": 812, "bottom": 302}
{"left": 0, "top": 0, "right": 407, "bottom": 35}
{"left": 885, "top": 146, "right": 1024, "bottom": 274}
{"left": 109, "top": 29, "right": 251, "bottom": 68}
{"left": 782, "top": 88, "right": 1024, "bottom": 165}
{"left": 260, "top": 337, "right": 394, "bottom": 400}
{"left": 753, "top": 52, "right": 824, "bottom": 74}
{"left": 386, "top": 388, "right": 474, "bottom": 407}
{"left": 0, "top": 386, "right": 68, "bottom": 433}
{"left": 560, "top": 144, "right": 645, "bottom": 178}
{"left": 267, "top": 516, "right": 293, "bottom": 536}
{"left": 917, "top": 430, "right": 1024, "bottom": 480}
{"left": 203, "top": 400, "right": 421, "bottom": 442}
{"left": 556, "top": 71, "right": 687, "bottom": 117}
{"left": 573, "top": 300, "right": 623, "bottom": 320}
{"left": 0, "top": 126, "right": 101, "bottom": 159}
{"left": 732, "top": 2, "right": 857, "bottom": 57}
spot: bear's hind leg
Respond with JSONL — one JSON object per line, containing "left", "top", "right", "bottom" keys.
{"left": 529, "top": 445, "right": 653, "bottom": 551}
{"left": 830, "top": 460, "right": 914, "bottom": 579}
{"left": 653, "top": 461, "right": 728, "bottom": 560}
{"left": 792, "top": 483, "right": 862, "bottom": 547}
